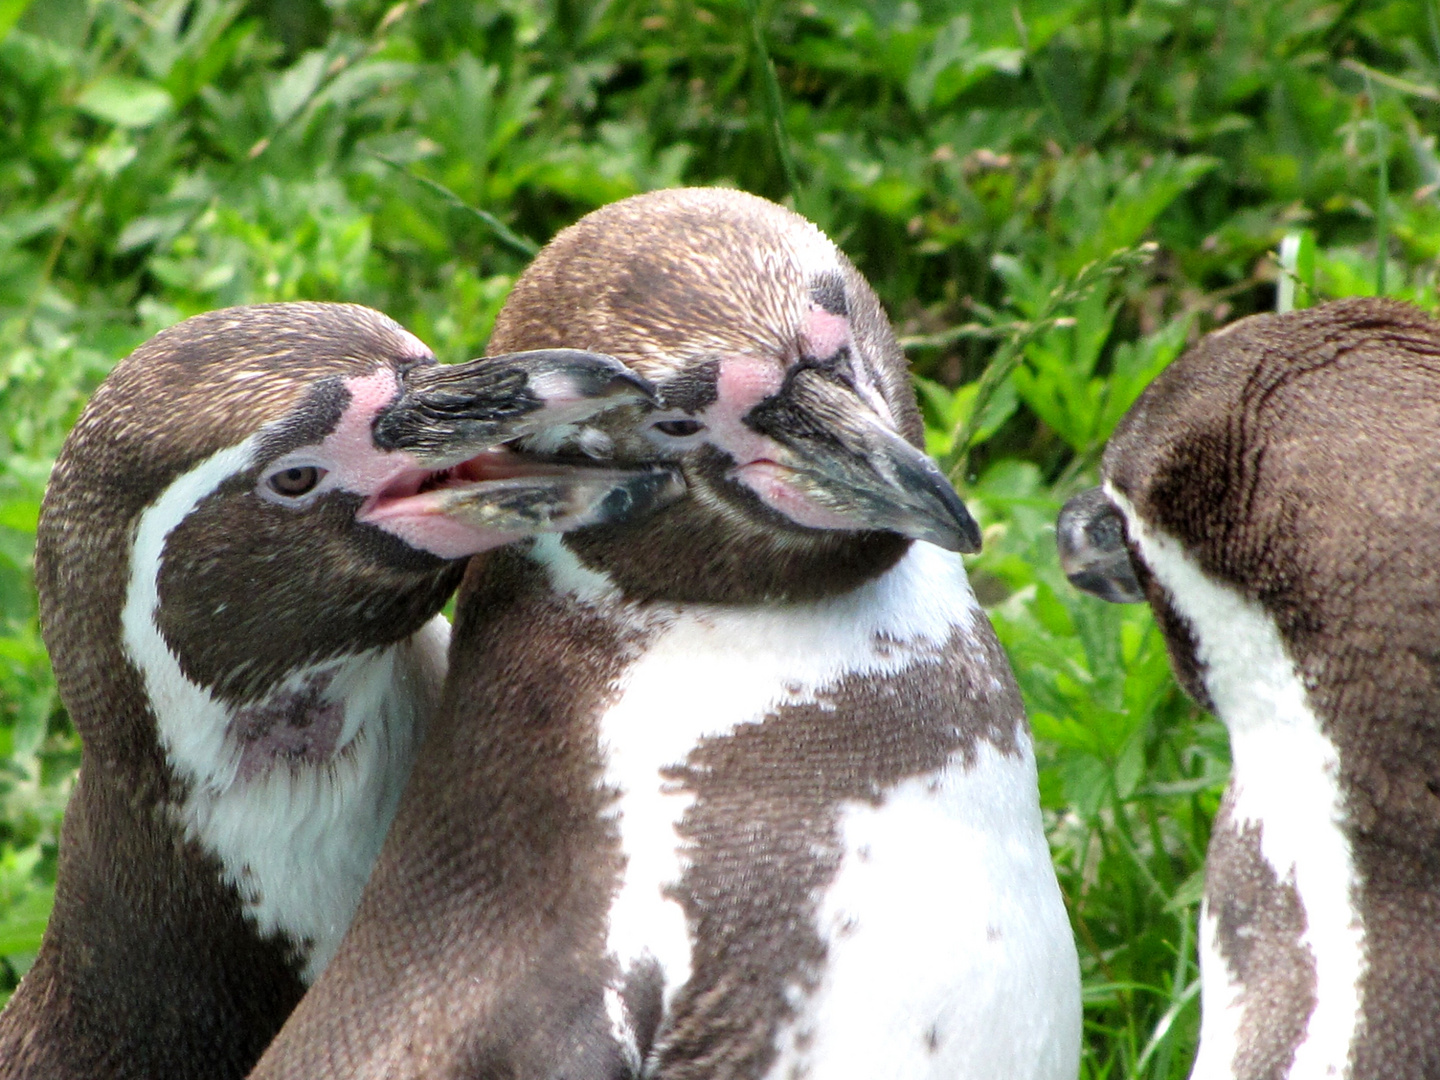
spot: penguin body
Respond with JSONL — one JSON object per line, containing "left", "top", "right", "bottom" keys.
{"left": 0, "top": 303, "right": 662, "bottom": 1080}
{"left": 542, "top": 535, "right": 1073, "bottom": 1080}
{"left": 1059, "top": 297, "right": 1440, "bottom": 1080}
{"left": 250, "top": 189, "right": 1080, "bottom": 1080}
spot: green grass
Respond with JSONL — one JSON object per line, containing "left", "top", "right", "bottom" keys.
{"left": 1, "top": 0, "right": 1437, "bottom": 1074}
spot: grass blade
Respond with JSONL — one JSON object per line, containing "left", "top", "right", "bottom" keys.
{"left": 942, "top": 242, "right": 1157, "bottom": 484}
{"left": 744, "top": 0, "right": 802, "bottom": 209}
{"left": 371, "top": 154, "right": 539, "bottom": 259}
{"left": 1363, "top": 69, "right": 1390, "bottom": 296}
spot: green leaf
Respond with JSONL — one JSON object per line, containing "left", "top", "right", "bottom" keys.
{"left": 267, "top": 49, "right": 327, "bottom": 128}
{"left": 0, "top": 885, "right": 53, "bottom": 956}
{"left": 75, "top": 77, "right": 173, "bottom": 129}
{"left": 0, "top": 499, "right": 39, "bottom": 534}
{"left": 0, "top": 0, "right": 35, "bottom": 43}
{"left": 1164, "top": 868, "right": 1208, "bottom": 913}
{"left": 1277, "top": 229, "right": 1317, "bottom": 312}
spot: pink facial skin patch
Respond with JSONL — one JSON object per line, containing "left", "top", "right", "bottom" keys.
{"left": 708, "top": 354, "right": 857, "bottom": 532}
{"left": 803, "top": 305, "right": 851, "bottom": 361}
{"left": 730, "top": 460, "right": 857, "bottom": 530}
{"left": 272, "top": 367, "right": 530, "bottom": 560}
{"left": 231, "top": 669, "right": 345, "bottom": 780}
{"left": 321, "top": 368, "right": 413, "bottom": 496}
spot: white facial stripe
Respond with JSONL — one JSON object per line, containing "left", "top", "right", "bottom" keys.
{"left": 1107, "top": 484, "right": 1365, "bottom": 1077}
{"left": 124, "top": 437, "right": 262, "bottom": 787}
{"left": 765, "top": 741, "right": 1081, "bottom": 1080}
{"left": 121, "top": 435, "right": 445, "bottom": 983}
{"left": 534, "top": 541, "right": 982, "bottom": 1010}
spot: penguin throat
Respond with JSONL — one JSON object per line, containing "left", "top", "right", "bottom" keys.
{"left": 120, "top": 436, "right": 448, "bottom": 982}
{"left": 558, "top": 461, "right": 912, "bottom": 606}
{"left": 1107, "top": 485, "right": 1366, "bottom": 1077}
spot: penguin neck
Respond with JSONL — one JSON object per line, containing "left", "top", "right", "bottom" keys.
{"left": 1, "top": 613, "right": 447, "bottom": 1076}
{"left": 559, "top": 489, "right": 912, "bottom": 605}
{"left": 128, "top": 619, "right": 448, "bottom": 982}
{"left": 1115, "top": 497, "right": 1368, "bottom": 1077}
{"left": 117, "top": 554, "right": 449, "bottom": 983}
{"left": 6, "top": 492, "right": 449, "bottom": 1079}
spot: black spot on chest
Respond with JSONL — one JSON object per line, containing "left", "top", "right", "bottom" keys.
{"left": 651, "top": 622, "right": 1022, "bottom": 1078}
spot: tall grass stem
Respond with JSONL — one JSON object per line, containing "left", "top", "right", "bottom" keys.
{"left": 744, "top": 0, "right": 803, "bottom": 211}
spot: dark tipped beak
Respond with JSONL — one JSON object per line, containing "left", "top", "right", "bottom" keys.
{"left": 423, "top": 465, "right": 685, "bottom": 538}
{"left": 373, "top": 349, "right": 659, "bottom": 464}
{"left": 743, "top": 366, "right": 982, "bottom": 553}
{"left": 1056, "top": 487, "right": 1145, "bottom": 603}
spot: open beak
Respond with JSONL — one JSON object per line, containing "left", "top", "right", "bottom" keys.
{"left": 363, "top": 349, "right": 684, "bottom": 556}
{"left": 742, "top": 365, "right": 982, "bottom": 553}
{"left": 1056, "top": 487, "right": 1145, "bottom": 603}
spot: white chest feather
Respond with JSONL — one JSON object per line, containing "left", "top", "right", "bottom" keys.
{"left": 764, "top": 739, "right": 1080, "bottom": 1080}
{"left": 536, "top": 537, "right": 1080, "bottom": 1077}
{"left": 1111, "top": 486, "right": 1364, "bottom": 1080}
{"left": 122, "top": 439, "right": 446, "bottom": 982}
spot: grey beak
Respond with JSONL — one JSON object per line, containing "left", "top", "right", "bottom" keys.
{"left": 743, "top": 365, "right": 982, "bottom": 553}
{"left": 1056, "top": 487, "right": 1145, "bottom": 603}
{"left": 373, "top": 349, "right": 659, "bottom": 464}
{"left": 423, "top": 465, "right": 686, "bottom": 538}
{"left": 369, "top": 348, "right": 681, "bottom": 541}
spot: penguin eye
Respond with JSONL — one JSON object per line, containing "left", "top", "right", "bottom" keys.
{"left": 653, "top": 419, "right": 705, "bottom": 438}
{"left": 267, "top": 466, "right": 326, "bottom": 498}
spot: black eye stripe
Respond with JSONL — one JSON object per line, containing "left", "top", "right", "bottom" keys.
{"left": 809, "top": 270, "right": 848, "bottom": 316}
{"left": 656, "top": 359, "right": 719, "bottom": 414}
{"left": 255, "top": 377, "right": 351, "bottom": 461}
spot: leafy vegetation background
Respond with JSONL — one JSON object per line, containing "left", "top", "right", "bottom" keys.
{"left": 1, "top": 0, "right": 1436, "bottom": 1074}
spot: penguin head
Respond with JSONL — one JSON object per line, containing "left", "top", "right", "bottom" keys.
{"left": 489, "top": 187, "right": 979, "bottom": 602}
{"left": 37, "top": 302, "right": 661, "bottom": 716}
{"left": 1058, "top": 297, "right": 1440, "bottom": 710}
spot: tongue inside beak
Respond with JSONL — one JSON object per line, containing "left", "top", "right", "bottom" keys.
{"left": 360, "top": 448, "right": 684, "bottom": 559}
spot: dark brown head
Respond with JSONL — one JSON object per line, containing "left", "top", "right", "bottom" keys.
{"left": 1057, "top": 297, "right": 1440, "bottom": 713}
{"left": 489, "top": 187, "right": 978, "bottom": 604}
{"left": 35, "top": 302, "right": 661, "bottom": 768}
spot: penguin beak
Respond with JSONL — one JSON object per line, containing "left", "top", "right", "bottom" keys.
{"left": 742, "top": 365, "right": 982, "bottom": 553}
{"left": 362, "top": 349, "right": 683, "bottom": 557}
{"left": 404, "top": 461, "right": 686, "bottom": 541}
{"left": 373, "top": 348, "right": 658, "bottom": 462}
{"left": 1056, "top": 487, "right": 1146, "bottom": 603}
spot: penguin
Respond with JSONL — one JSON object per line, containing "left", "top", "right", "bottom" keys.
{"left": 1057, "top": 297, "right": 1440, "bottom": 1080}
{"left": 247, "top": 188, "right": 1082, "bottom": 1080}
{"left": 0, "top": 301, "right": 671, "bottom": 1080}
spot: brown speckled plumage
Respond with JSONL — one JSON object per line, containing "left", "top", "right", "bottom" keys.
{"left": 1101, "top": 297, "right": 1440, "bottom": 1079}
{"left": 0, "top": 304, "right": 458, "bottom": 1080}
{"left": 250, "top": 189, "right": 1067, "bottom": 1080}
